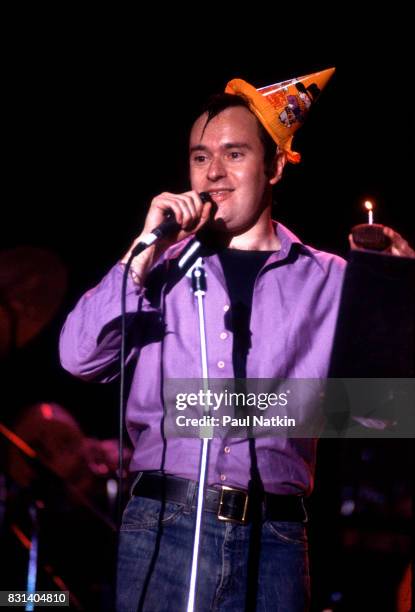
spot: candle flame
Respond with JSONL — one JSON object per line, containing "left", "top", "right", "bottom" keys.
{"left": 364, "top": 200, "right": 373, "bottom": 212}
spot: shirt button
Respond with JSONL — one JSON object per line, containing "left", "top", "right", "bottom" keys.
{"left": 224, "top": 446, "right": 231, "bottom": 454}
{"left": 223, "top": 304, "right": 230, "bottom": 312}
{"left": 220, "top": 474, "right": 227, "bottom": 482}
{"left": 217, "top": 361, "right": 225, "bottom": 369}
{"left": 220, "top": 332, "right": 228, "bottom": 340}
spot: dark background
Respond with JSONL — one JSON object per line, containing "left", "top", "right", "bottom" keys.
{"left": 1, "top": 14, "right": 413, "bottom": 611}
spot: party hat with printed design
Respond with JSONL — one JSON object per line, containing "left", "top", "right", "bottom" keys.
{"left": 225, "top": 67, "right": 335, "bottom": 163}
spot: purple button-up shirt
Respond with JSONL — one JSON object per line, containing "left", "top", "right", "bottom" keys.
{"left": 59, "top": 222, "right": 346, "bottom": 495}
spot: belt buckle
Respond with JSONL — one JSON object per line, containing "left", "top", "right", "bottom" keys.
{"left": 217, "top": 485, "right": 249, "bottom": 525}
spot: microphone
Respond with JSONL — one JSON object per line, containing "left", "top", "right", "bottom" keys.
{"left": 131, "top": 192, "right": 212, "bottom": 257}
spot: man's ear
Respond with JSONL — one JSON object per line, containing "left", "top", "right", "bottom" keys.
{"left": 269, "top": 151, "right": 287, "bottom": 185}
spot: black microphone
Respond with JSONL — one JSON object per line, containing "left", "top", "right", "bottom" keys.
{"left": 151, "top": 192, "right": 212, "bottom": 239}
{"left": 131, "top": 192, "right": 213, "bottom": 257}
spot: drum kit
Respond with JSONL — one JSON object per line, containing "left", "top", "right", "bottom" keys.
{"left": 0, "top": 246, "right": 126, "bottom": 609}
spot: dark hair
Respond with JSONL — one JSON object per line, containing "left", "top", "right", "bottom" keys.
{"left": 193, "top": 93, "right": 278, "bottom": 173}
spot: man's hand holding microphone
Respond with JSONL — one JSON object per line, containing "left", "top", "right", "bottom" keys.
{"left": 121, "top": 191, "right": 213, "bottom": 285}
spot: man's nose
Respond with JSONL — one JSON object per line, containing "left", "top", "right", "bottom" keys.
{"left": 207, "top": 156, "right": 226, "bottom": 181}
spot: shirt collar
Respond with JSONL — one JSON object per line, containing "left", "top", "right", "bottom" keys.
{"left": 164, "top": 221, "right": 322, "bottom": 269}
{"left": 272, "top": 221, "right": 321, "bottom": 266}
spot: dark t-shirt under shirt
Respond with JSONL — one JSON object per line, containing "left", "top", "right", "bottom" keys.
{"left": 218, "top": 249, "right": 275, "bottom": 378}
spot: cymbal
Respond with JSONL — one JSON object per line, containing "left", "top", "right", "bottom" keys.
{"left": 0, "top": 246, "right": 67, "bottom": 356}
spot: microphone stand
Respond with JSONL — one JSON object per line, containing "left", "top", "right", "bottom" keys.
{"left": 24, "top": 501, "right": 39, "bottom": 612}
{"left": 185, "top": 259, "right": 212, "bottom": 612}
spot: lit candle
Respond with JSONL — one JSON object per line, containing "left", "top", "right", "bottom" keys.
{"left": 364, "top": 200, "right": 374, "bottom": 225}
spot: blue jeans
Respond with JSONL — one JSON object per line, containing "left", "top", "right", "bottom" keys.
{"left": 117, "top": 495, "right": 310, "bottom": 611}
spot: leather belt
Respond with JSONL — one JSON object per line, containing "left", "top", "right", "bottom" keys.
{"left": 131, "top": 472, "right": 307, "bottom": 525}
